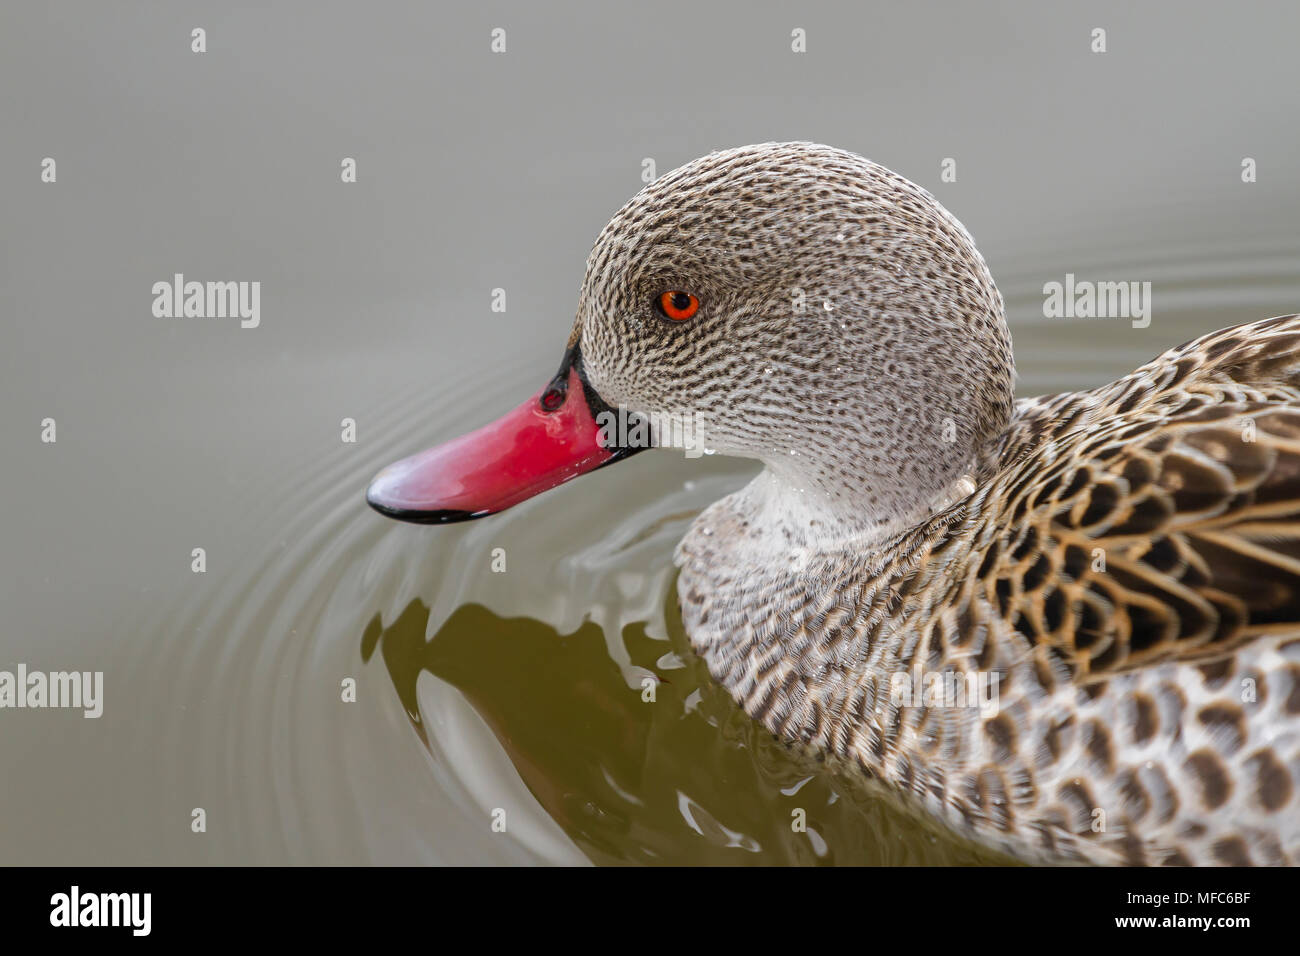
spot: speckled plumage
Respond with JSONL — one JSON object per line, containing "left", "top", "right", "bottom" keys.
{"left": 573, "top": 143, "right": 1300, "bottom": 864}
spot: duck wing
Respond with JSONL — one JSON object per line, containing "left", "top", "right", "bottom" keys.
{"left": 988, "top": 313, "right": 1300, "bottom": 680}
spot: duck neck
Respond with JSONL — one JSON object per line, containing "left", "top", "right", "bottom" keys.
{"left": 675, "top": 465, "right": 947, "bottom": 771}
{"left": 750, "top": 460, "right": 978, "bottom": 555}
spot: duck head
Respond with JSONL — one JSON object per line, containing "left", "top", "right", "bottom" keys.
{"left": 367, "top": 142, "right": 1015, "bottom": 537}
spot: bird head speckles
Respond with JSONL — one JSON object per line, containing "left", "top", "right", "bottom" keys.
{"left": 573, "top": 142, "right": 1015, "bottom": 531}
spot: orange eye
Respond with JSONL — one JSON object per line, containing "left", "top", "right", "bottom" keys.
{"left": 658, "top": 291, "right": 700, "bottom": 321}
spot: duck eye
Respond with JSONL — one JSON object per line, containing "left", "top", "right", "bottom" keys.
{"left": 657, "top": 290, "right": 700, "bottom": 322}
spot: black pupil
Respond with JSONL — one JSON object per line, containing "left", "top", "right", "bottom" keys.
{"left": 671, "top": 293, "right": 692, "bottom": 312}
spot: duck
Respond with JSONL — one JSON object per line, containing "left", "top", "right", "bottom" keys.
{"left": 366, "top": 142, "right": 1300, "bottom": 866}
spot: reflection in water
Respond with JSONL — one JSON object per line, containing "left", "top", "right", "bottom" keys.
{"left": 362, "top": 593, "right": 1014, "bottom": 865}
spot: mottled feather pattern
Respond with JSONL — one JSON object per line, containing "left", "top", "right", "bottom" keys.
{"left": 678, "top": 315, "right": 1300, "bottom": 865}
{"left": 568, "top": 142, "right": 1300, "bottom": 864}
{"left": 578, "top": 143, "right": 1014, "bottom": 530}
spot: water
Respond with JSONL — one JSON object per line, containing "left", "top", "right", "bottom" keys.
{"left": 3, "top": 1, "right": 1299, "bottom": 865}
